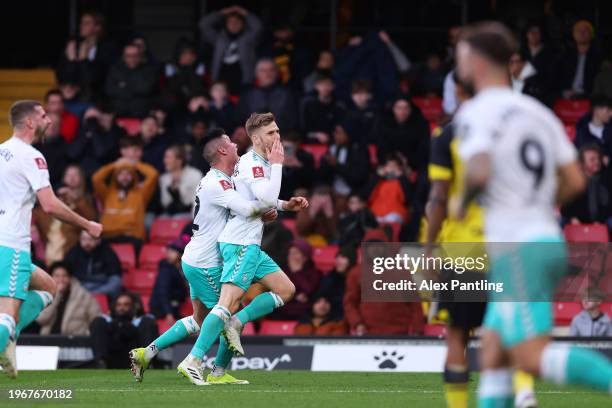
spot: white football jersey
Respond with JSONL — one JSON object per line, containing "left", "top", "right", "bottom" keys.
{"left": 181, "top": 169, "right": 240, "bottom": 269}
{"left": 456, "top": 87, "right": 576, "bottom": 242}
{"left": 0, "top": 137, "right": 51, "bottom": 251}
{"left": 218, "top": 150, "right": 275, "bottom": 246}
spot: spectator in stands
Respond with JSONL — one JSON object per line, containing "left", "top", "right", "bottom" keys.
{"left": 208, "top": 81, "right": 236, "bottom": 131}
{"left": 33, "top": 112, "right": 67, "bottom": 187}
{"left": 337, "top": 193, "right": 378, "bottom": 248}
{"left": 89, "top": 292, "right": 158, "bottom": 368}
{"left": 301, "top": 74, "right": 346, "bottom": 144}
{"left": 317, "top": 246, "right": 357, "bottom": 319}
{"left": 236, "top": 58, "right": 299, "bottom": 131}
{"left": 159, "top": 145, "right": 202, "bottom": 216}
{"left": 162, "top": 39, "right": 206, "bottom": 113}
{"left": 64, "top": 231, "right": 122, "bottom": 296}
{"left": 344, "top": 229, "right": 424, "bottom": 335}
{"left": 272, "top": 240, "right": 320, "bottom": 320}
{"left": 67, "top": 106, "right": 122, "bottom": 179}
{"left": 92, "top": 157, "right": 159, "bottom": 245}
{"left": 260, "top": 23, "right": 310, "bottom": 88}
{"left": 199, "top": 5, "right": 262, "bottom": 95}
{"left": 44, "top": 89, "right": 80, "bottom": 143}
{"left": 303, "top": 50, "right": 335, "bottom": 94}
{"left": 561, "top": 144, "right": 612, "bottom": 230}
{"left": 367, "top": 154, "right": 413, "bottom": 224}
{"left": 296, "top": 185, "right": 338, "bottom": 245}
{"left": 593, "top": 61, "right": 612, "bottom": 100}
{"left": 261, "top": 219, "right": 294, "bottom": 271}
{"left": 293, "top": 295, "right": 348, "bottom": 336}
{"left": 105, "top": 43, "right": 158, "bottom": 117}
{"left": 521, "top": 22, "right": 556, "bottom": 92}
{"left": 343, "top": 80, "right": 379, "bottom": 144}
{"left": 33, "top": 165, "right": 97, "bottom": 265}
{"left": 149, "top": 239, "right": 187, "bottom": 321}
{"left": 558, "top": 20, "right": 602, "bottom": 98}
{"left": 319, "top": 122, "right": 371, "bottom": 200}
{"left": 280, "top": 132, "right": 315, "bottom": 199}
{"left": 574, "top": 95, "right": 612, "bottom": 161}
{"left": 374, "top": 97, "right": 430, "bottom": 172}
{"left": 56, "top": 11, "right": 116, "bottom": 98}
{"left": 410, "top": 52, "right": 445, "bottom": 97}
{"left": 128, "top": 33, "right": 160, "bottom": 72}
{"left": 570, "top": 290, "right": 612, "bottom": 337}
{"left": 59, "top": 77, "right": 93, "bottom": 119}
{"left": 139, "top": 116, "right": 168, "bottom": 173}
{"left": 36, "top": 262, "right": 101, "bottom": 335}
{"left": 509, "top": 52, "right": 548, "bottom": 104}
{"left": 184, "top": 115, "right": 210, "bottom": 173}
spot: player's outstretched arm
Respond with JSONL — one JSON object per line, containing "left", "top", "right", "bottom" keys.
{"left": 37, "top": 187, "right": 103, "bottom": 237}
{"left": 281, "top": 196, "right": 309, "bottom": 212}
{"left": 556, "top": 161, "right": 586, "bottom": 205}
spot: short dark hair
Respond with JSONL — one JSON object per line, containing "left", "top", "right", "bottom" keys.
{"left": 9, "top": 100, "right": 42, "bottom": 129}
{"left": 579, "top": 143, "right": 602, "bottom": 162}
{"left": 166, "top": 145, "right": 186, "bottom": 166}
{"left": 44, "top": 89, "right": 63, "bottom": 103}
{"left": 459, "top": 21, "right": 517, "bottom": 67}
{"left": 119, "top": 135, "right": 143, "bottom": 149}
{"left": 49, "top": 261, "right": 72, "bottom": 277}
{"left": 351, "top": 79, "right": 371, "bottom": 94}
{"left": 591, "top": 94, "right": 612, "bottom": 109}
{"left": 202, "top": 128, "right": 227, "bottom": 165}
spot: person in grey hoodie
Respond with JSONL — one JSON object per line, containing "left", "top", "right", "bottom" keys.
{"left": 199, "top": 5, "right": 262, "bottom": 95}
{"left": 570, "top": 291, "right": 612, "bottom": 337}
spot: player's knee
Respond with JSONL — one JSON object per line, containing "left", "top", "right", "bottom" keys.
{"left": 279, "top": 280, "right": 295, "bottom": 303}
{"left": 479, "top": 330, "right": 505, "bottom": 370}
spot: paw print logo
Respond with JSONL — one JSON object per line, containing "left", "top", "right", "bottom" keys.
{"left": 373, "top": 350, "right": 404, "bottom": 369}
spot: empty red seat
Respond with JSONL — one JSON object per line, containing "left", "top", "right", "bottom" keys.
{"left": 157, "top": 319, "right": 175, "bottom": 333}
{"left": 553, "top": 302, "right": 582, "bottom": 326}
{"left": 367, "top": 144, "right": 378, "bottom": 166}
{"left": 601, "top": 303, "right": 612, "bottom": 317}
{"left": 116, "top": 117, "right": 142, "bottom": 136}
{"left": 281, "top": 218, "right": 297, "bottom": 237}
{"left": 242, "top": 322, "right": 256, "bottom": 335}
{"left": 412, "top": 96, "right": 443, "bottom": 122}
{"left": 554, "top": 99, "right": 590, "bottom": 124}
{"left": 424, "top": 324, "right": 447, "bottom": 337}
{"left": 563, "top": 223, "right": 610, "bottom": 243}
{"left": 94, "top": 294, "right": 109, "bottom": 314}
{"left": 110, "top": 243, "right": 136, "bottom": 270}
{"left": 564, "top": 124, "right": 576, "bottom": 142}
{"left": 312, "top": 245, "right": 339, "bottom": 273}
{"left": 301, "top": 144, "right": 329, "bottom": 167}
{"left": 123, "top": 268, "right": 157, "bottom": 294}
{"left": 150, "top": 218, "right": 192, "bottom": 244}
{"left": 140, "top": 294, "right": 151, "bottom": 313}
{"left": 139, "top": 244, "right": 167, "bottom": 271}
{"left": 258, "top": 320, "right": 298, "bottom": 335}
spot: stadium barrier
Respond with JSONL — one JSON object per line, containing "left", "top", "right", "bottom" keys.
{"left": 19, "top": 335, "right": 612, "bottom": 372}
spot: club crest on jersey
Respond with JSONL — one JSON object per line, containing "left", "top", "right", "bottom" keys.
{"left": 34, "top": 157, "right": 47, "bottom": 169}
{"left": 252, "top": 166, "right": 264, "bottom": 178}
{"left": 219, "top": 180, "right": 233, "bottom": 190}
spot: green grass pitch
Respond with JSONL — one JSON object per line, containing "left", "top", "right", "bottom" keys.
{"left": 0, "top": 370, "right": 609, "bottom": 408}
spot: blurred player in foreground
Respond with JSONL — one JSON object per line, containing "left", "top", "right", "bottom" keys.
{"left": 130, "top": 128, "right": 278, "bottom": 384}
{"left": 0, "top": 100, "right": 102, "bottom": 378}
{"left": 426, "top": 73, "right": 537, "bottom": 408}
{"left": 178, "top": 113, "right": 308, "bottom": 385}
{"left": 455, "top": 22, "right": 612, "bottom": 406}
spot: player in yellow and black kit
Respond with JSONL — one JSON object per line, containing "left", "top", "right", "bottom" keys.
{"left": 425, "top": 74, "right": 537, "bottom": 408}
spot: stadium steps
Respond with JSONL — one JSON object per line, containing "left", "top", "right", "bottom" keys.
{"left": 0, "top": 69, "right": 55, "bottom": 142}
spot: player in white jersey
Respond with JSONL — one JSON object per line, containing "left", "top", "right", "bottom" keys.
{"left": 454, "top": 23, "right": 612, "bottom": 406}
{"left": 0, "top": 100, "right": 102, "bottom": 378}
{"left": 178, "top": 113, "right": 308, "bottom": 385}
{"left": 130, "top": 128, "right": 279, "bottom": 384}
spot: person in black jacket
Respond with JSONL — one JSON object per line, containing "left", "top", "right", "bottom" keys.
{"left": 574, "top": 95, "right": 612, "bottom": 162}
{"left": 64, "top": 231, "right": 122, "bottom": 297}
{"left": 316, "top": 246, "right": 357, "bottom": 319}
{"left": 300, "top": 74, "right": 346, "bottom": 144}
{"left": 149, "top": 240, "right": 187, "bottom": 320}
{"left": 280, "top": 132, "right": 315, "bottom": 199}
{"left": 162, "top": 39, "right": 206, "bottom": 114}
{"left": 337, "top": 193, "right": 378, "bottom": 248}
{"left": 343, "top": 80, "right": 379, "bottom": 145}
{"left": 105, "top": 43, "right": 158, "bottom": 117}
{"left": 89, "top": 292, "right": 158, "bottom": 368}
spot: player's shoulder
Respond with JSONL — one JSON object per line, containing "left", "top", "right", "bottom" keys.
{"left": 202, "top": 169, "right": 233, "bottom": 192}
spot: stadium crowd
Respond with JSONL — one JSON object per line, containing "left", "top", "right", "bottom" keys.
{"left": 21, "top": 6, "right": 612, "bottom": 358}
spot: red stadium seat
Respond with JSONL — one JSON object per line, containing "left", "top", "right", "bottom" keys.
{"left": 281, "top": 218, "right": 297, "bottom": 237}
{"left": 301, "top": 144, "right": 329, "bottom": 167}
{"left": 412, "top": 96, "right": 443, "bottom": 122}
{"left": 563, "top": 223, "right": 610, "bottom": 243}
{"left": 150, "top": 218, "right": 192, "bottom": 244}
{"left": 312, "top": 245, "right": 339, "bottom": 273}
{"left": 116, "top": 117, "right": 142, "bottom": 136}
{"left": 367, "top": 144, "right": 378, "bottom": 166}
{"left": 564, "top": 124, "right": 576, "bottom": 142}
{"left": 94, "top": 294, "right": 109, "bottom": 314}
{"left": 424, "top": 324, "right": 447, "bottom": 337}
{"left": 258, "top": 320, "right": 298, "bottom": 335}
{"left": 379, "top": 222, "right": 401, "bottom": 241}
{"left": 110, "top": 243, "right": 136, "bottom": 270}
{"left": 553, "top": 99, "right": 590, "bottom": 124}
{"left": 179, "top": 301, "right": 193, "bottom": 317}
{"left": 602, "top": 303, "right": 612, "bottom": 317}
{"left": 139, "top": 244, "right": 167, "bottom": 271}
{"left": 140, "top": 294, "right": 151, "bottom": 313}
{"left": 124, "top": 268, "right": 157, "bottom": 294}
{"left": 553, "top": 302, "right": 582, "bottom": 326}
{"left": 157, "top": 319, "right": 175, "bottom": 333}
{"left": 242, "top": 322, "right": 256, "bottom": 335}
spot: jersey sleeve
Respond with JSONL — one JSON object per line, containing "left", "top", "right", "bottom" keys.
{"left": 208, "top": 177, "right": 267, "bottom": 217}
{"left": 22, "top": 150, "right": 50, "bottom": 191}
{"left": 456, "top": 103, "right": 495, "bottom": 162}
{"left": 429, "top": 125, "right": 453, "bottom": 181}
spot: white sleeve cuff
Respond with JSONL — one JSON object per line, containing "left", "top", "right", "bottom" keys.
{"left": 276, "top": 200, "right": 286, "bottom": 211}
